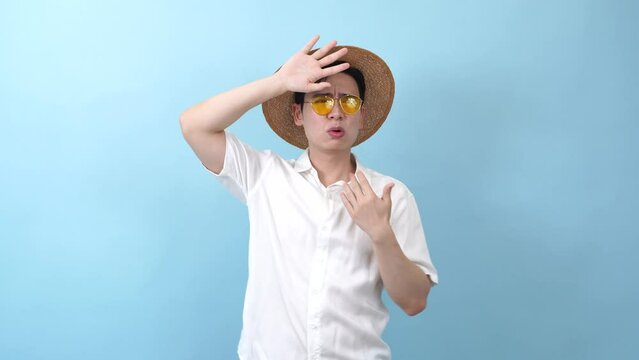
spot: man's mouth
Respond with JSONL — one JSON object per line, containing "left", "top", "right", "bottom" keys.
{"left": 327, "top": 127, "right": 345, "bottom": 139}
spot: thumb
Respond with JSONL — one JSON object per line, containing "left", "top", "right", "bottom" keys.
{"left": 382, "top": 183, "right": 395, "bottom": 203}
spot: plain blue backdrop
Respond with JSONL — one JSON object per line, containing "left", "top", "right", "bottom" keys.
{"left": 1, "top": 0, "right": 637, "bottom": 359}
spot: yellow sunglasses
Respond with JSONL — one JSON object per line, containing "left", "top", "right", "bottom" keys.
{"left": 304, "top": 94, "right": 363, "bottom": 116}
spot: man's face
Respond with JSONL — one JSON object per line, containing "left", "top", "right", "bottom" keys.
{"left": 292, "top": 73, "right": 365, "bottom": 152}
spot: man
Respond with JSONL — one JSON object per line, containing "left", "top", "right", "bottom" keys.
{"left": 180, "top": 35, "right": 438, "bottom": 360}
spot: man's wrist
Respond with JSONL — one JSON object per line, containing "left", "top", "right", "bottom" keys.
{"left": 368, "top": 222, "right": 395, "bottom": 245}
{"left": 269, "top": 73, "right": 288, "bottom": 96}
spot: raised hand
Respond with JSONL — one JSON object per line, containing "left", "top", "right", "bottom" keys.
{"left": 340, "top": 170, "right": 396, "bottom": 241}
{"left": 274, "top": 35, "right": 350, "bottom": 93}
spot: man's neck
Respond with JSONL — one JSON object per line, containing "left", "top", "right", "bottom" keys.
{"left": 308, "top": 148, "right": 356, "bottom": 187}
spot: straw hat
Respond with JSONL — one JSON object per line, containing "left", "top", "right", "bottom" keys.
{"left": 261, "top": 45, "right": 395, "bottom": 149}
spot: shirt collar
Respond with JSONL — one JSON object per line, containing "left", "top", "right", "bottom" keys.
{"left": 293, "top": 148, "right": 364, "bottom": 174}
{"left": 293, "top": 148, "right": 313, "bottom": 173}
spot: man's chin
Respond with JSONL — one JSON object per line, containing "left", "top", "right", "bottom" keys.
{"left": 323, "top": 143, "right": 357, "bottom": 153}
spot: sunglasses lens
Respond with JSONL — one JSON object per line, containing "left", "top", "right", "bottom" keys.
{"left": 339, "top": 95, "right": 362, "bottom": 114}
{"left": 311, "top": 96, "right": 334, "bottom": 115}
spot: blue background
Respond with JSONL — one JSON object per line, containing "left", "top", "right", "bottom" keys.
{"left": 1, "top": 0, "right": 637, "bottom": 359}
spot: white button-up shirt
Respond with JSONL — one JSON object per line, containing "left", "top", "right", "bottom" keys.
{"left": 209, "top": 131, "right": 438, "bottom": 360}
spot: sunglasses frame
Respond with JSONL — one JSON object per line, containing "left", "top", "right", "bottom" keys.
{"left": 304, "top": 94, "right": 363, "bottom": 116}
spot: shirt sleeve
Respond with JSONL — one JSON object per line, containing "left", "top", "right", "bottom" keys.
{"left": 390, "top": 190, "right": 439, "bottom": 285}
{"left": 205, "top": 131, "right": 272, "bottom": 203}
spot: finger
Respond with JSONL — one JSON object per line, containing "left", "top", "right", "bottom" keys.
{"left": 343, "top": 180, "right": 358, "bottom": 203}
{"left": 355, "top": 170, "right": 373, "bottom": 197}
{"left": 318, "top": 47, "right": 348, "bottom": 67}
{"left": 340, "top": 192, "right": 355, "bottom": 216}
{"left": 320, "top": 62, "right": 350, "bottom": 78}
{"left": 301, "top": 35, "right": 320, "bottom": 53}
{"left": 350, "top": 173, "right": 366, "bottom": 197}
{"left": 305, "top": 82, "right": 332, "bottom": 93}
{"left": 311, "top": 39, "right": 337, "bottom": 59}
{"left": 382, "top": 182, "right": 395, "bottom": 199}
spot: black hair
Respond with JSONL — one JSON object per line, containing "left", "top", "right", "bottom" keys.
{"left": 293, "top": 61, "right": 366, "bottom": 111}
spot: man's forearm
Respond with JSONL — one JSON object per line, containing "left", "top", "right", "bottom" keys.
{"left": 180, "top": 74, "right": 286, "bottom": 134}
{"left": 370, "top": 225, "right": 432, "bottom": 316}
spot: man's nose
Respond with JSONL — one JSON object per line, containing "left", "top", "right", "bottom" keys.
{"left": 327, "top": 100, "right": 344, "bottom": 120}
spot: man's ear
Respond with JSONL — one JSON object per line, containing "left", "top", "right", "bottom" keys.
{"left": 292, "top": 103, "right": 304, "bottom": 127}
{"left": 359, "top": 106, "right": 366, "bottom": 130}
